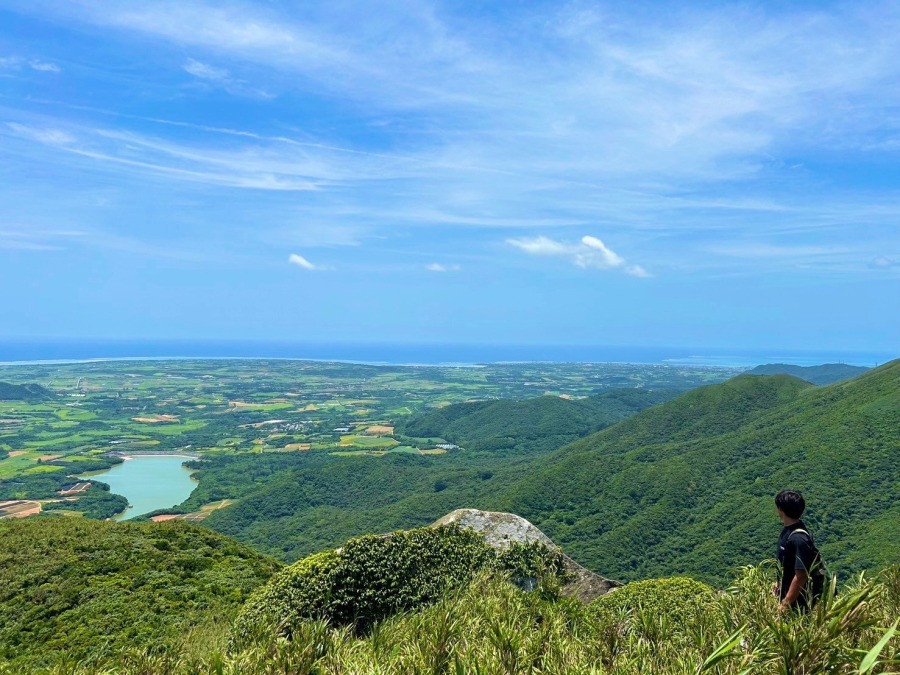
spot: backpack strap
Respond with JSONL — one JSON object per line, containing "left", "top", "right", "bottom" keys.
{"left": 788, "top": 528, "right": 811, "bottom": 541}
{"left": 787, "top": 529, "right": 827, "bottom": 575}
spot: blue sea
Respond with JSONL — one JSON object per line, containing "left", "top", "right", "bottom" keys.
{"left": 0, "top": 340, "right": 892, "bottom": 368}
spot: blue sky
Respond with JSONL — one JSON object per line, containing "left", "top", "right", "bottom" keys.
{"left": 0, "top": 0, "right": 898, "bottom": 353}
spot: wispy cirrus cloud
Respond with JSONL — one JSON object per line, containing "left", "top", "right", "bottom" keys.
{"left": 0, "top": 56, "right": 61, "bottom": 73}
{"left": 5, "top": 121, "right": 327, "bottom": 191}
{"left": 0, "top": 226, "right": 84, "bottom": 251}
{"left": 508, "top": 235, "right": 649, "bottom": 277}
{"left": 182, "top": 58, "right": 271, "bottom": 98}
{"left": 1, "top": 1, "right": 899, "bottom": 279}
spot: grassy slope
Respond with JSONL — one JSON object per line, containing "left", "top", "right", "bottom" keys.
{"left": 0, "top": 518, "right": 280, "bottom": 670}
{"left": 498, "top": 362, "right": 900, "bottom": 584}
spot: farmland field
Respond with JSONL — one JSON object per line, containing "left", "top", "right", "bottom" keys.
{"left": 0, "top": 359, "right": 739, "bottom": 520}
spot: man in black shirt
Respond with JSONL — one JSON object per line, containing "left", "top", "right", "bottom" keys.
{"left": 775, "top": 489, "right": 822, "bottom": 612}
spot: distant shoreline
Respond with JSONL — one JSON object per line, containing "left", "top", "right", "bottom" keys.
{"left": 0, "top": 340, "right": 890, "bottom": 368}
{"left": 107, "top": 452, "right": 200, "bottom": 461}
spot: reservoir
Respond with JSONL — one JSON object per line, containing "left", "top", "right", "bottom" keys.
{"left": 81, "top": 455, "right": 198, "bottom": 521}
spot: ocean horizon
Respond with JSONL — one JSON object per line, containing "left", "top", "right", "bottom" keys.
{"left": 0, "top": 339, "right": 892, "bottom": 369}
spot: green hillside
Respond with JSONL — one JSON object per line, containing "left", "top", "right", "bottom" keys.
{"left": 178, "top": 390, "right": 674, "bottom": 560}
{"left": 398, "top": 388, "right": 675, "bottom": 454}
{"left": 0, "top": 381, "right": 52, "bottom": 401}
{"left": 499, "top": 361, "right": 900, "bottom": 584}
{"left": 191, "top": 366, "right": 899, "bottom": 578}
{"left": 747, "top": 363, "right": 870, "bottom": 385}
{"left": 0, "top": 518, "right": 279, "bottom": 670}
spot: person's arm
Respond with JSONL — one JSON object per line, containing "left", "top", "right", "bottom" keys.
{"left": 779, "top": 569, "right": 808, "bottom": 610}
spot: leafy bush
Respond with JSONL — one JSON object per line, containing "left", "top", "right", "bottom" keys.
{"left": 591, "top": 576, "right": 719, "bottom": 624}
{"left": 231, "top": 525, "right": 574, "bottom": 644}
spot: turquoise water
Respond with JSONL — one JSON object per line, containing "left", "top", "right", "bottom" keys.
{"left": 82, "top": 455, "right": 198, "bottom": 520}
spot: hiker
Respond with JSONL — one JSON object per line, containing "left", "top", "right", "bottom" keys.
{"left": 774, "top": 489, "right": 825, "bottom": 612}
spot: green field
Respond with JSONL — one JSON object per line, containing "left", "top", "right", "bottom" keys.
{"left": 0, "top": 359, "right": 738, "bottom": 519}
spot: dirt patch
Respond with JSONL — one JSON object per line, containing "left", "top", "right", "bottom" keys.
{"left": 365, "top": 425, "right": 395, "bottom": 435}
{"left": 40, "top": 454, "right": 62, "bottom": 462}
{"left": 57, "top": 482, "right": 91, "bottom": 496}
{"left": 229, "top": 401, "right": 260, "bottom": 409}
{"left": 419, "top": 448, "right": 448, "bottom": 455}
{"left": 0, "top": 500, "right": 42, "bottom": 519}
{"left": 7, "top": 450, "right": 27, "bottom": 458}
{"left": 283, "top": 443, "right": 312, "bottom": 452}
{"left": 132, "top": 414, "right": 180, "bottom": 424}
{"left": 151, "top": 500, "right": 235, "bottom": 523}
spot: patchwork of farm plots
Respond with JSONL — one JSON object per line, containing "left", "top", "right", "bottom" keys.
{"left": 0, "top": 359, "right": 738, "bottom": 515}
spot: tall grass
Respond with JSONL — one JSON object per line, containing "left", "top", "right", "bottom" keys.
{"left": 6, "top": 565, "right": 898, "bottom": 674}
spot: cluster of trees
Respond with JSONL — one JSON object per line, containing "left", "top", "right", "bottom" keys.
{"left": 0, "top": 519, "right": 279, "bottom": 671}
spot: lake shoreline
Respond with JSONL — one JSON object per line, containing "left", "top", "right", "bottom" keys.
{"left": 78, "top": 454, "right": 200, "bottom": 521}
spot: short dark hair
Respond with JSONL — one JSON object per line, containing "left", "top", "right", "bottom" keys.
{"left": 775, "top": 490, "right": 805, "bottom": 519}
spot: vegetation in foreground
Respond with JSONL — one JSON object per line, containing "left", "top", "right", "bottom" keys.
{"left": 4, "top": 565, "right": 897, "bottom": 674}
{"left": 0, "top": 519, "right": 279, "bottom": 671}
{"left": 2, "top": 517, "right": 897, "bottom": 674}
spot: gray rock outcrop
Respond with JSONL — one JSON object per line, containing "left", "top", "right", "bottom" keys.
{"left": 433, "top": 508, "right": 620, "bottom": 602}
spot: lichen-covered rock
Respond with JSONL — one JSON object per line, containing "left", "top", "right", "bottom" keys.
{"left": 433, "top": 509, "right": 619, "bottom": 601}
{"left": 434, "top": 508, "right": 556, "bottom": 549}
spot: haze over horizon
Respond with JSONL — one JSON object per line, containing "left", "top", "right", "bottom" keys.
{"left": 1, "top": 1, "right": 898, "bottom": 352}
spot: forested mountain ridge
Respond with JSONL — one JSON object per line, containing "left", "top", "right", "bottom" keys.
{"left": 397, "top": 388, "right": 675, "bottom": 454}
{"left": 498, "top": 360, "right": 900, "bottom": 584}
{"left": 0, "top": 381, "right": 52, "bottom": 401}
{"left": 747, "top": 363, "right": 869, "bottom": 385}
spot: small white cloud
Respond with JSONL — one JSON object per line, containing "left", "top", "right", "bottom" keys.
{"left": 508, "top": 234, "right": 649, "bottom": 277}
{"left": 426, "top": 263, "right": 461, "bottom": 272}
{"left": 506, "top": 236, "right": 573, "bottom": 256}
{"left": 288, "top": 253, "right": 318, "bottom": 270}
{"left": 30, "top": 60, "right": 61, "bottom": 73}
{"left": 577, "top": 235, "right": 625, "bottom": 269}
{"left": 183, "top": 58, "right": 230, "bottom": 83}
{"left": 0, "top": 56, "right": 20, "bottom": 70}
{"left": 626, "top": 264, "right": 651, "bottom": 278}
{"left": 870, "top": 256, "right": 897, "bottom": 268}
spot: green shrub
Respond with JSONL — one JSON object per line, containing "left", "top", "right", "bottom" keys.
{"left": 588, "top": 576, "right": 721, "bottom": 645}
{"left": 231, "top": 550, "right": 339, "bottom": 647}
{"left": 231, "top": 525, "right": 575, "bottom": 645}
